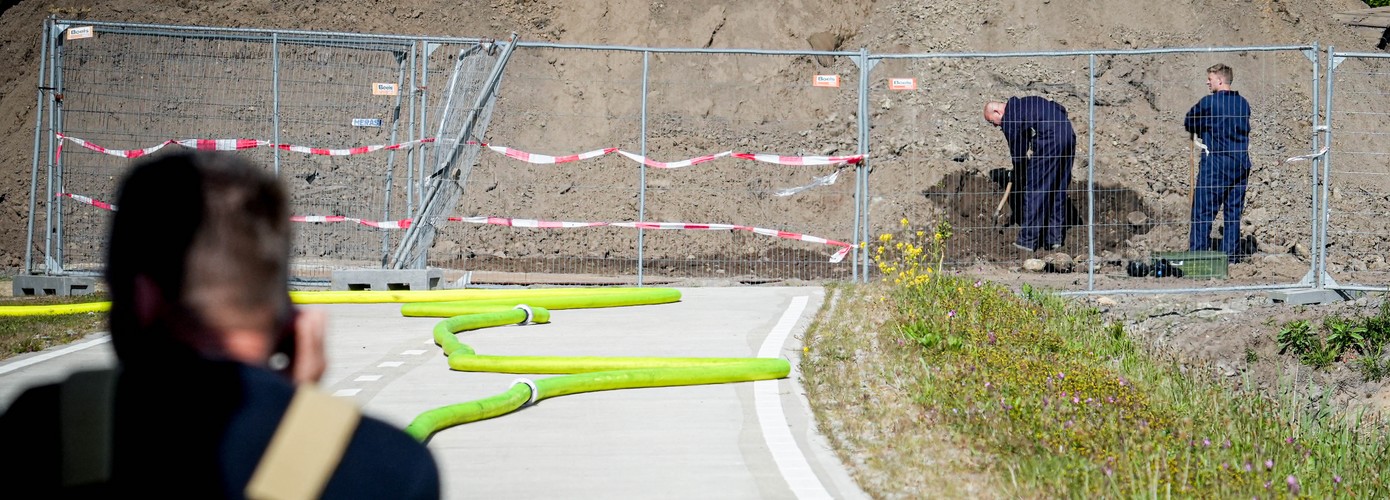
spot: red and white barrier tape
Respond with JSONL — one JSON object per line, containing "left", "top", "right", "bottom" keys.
{"left": 55, "top": 133, "right": 436, "bottom": 161}
{"left": 62, "top": 193, "right": 851, "bottom": 262}
{"left": 481, "top": 144, "right": 866, "bottom": 168}
{"left": 56, "top": 134, "right": 866, "bottom": 169}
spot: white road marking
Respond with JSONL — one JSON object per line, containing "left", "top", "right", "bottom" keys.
{"left": 354, "top": 374, "right": 382, "bottom": 382}
{"left": 332, "top": 388, "right": 362, "bottom": 397}
{"left": 401, "top": 349, "right": 427, "bottom": 356}
{"left": 754, "top": 295, "right": 831, "bottom": 500}
{"left": 0, "top": 336, "right": 111, "bottom": 376}
{"left": 378, "top": 361, "right": 404, "bottom": 368}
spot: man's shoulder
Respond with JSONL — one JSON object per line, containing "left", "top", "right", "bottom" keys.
{"left": 329, "top": 415, "right": 440, "bottom": 498}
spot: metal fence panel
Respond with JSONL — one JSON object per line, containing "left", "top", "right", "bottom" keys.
{"left": 27, "top": 21, "right": 487, "bottom": 283}
{"left": 641, "top": 51, "right": 858, "bottom": 282}
{"left": 50, "top": 24, "right": 277, "bottom": 275}
{"left": 426, "top": 46, "right": 645, "bottom": 282}
{"left": 1325, "top": 52, "right": 1390, "bottom": 289}
{"left": 273, "top": 35, "right": 416, "bottom": 278}
{"left": 24, "top": 19, "right": 1332, "bottom": 292}
{"left": 867, "top": 48, "right": 1318, "bottom": 292}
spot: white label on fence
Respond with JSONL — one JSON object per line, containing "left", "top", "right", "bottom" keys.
{"left": 372, "top": 83, "right": 399, "bottom": 96}
{"left": 66, "top": 26, "right": 95, "bottom": 40}
{"left": 813, "top": 74, "right": 841, "bottom": 88}
{"left": 888, "top": 78, "right": 917, "bottom": 90}
{"left": 352, "top": 118, "right": 383, "bottom": 127}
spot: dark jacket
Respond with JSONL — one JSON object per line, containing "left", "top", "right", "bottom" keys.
{"left": 1000, "top": 96, "right": 1076, "bottom": 171}
{"left": 1184, "top": 90, "right": 1251, "bottom": 158}
{"left": 0, "top": 359, "right": 440, "bottom": 498}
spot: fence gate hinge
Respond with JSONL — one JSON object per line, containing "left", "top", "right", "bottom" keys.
{"left": 1331, "top": 56, "right": 1346, "bottom": 70}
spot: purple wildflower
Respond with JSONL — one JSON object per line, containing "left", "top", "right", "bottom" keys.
{"left": 1244, "top": 462, "right": 1253, "bottom": 472}
{"left": 1223, "top": 439, "right": 1231, "bottom": 449}
{"left": 1265, "top": 459, "right": 1274, "bottom": 471}
{"left": 1285, "top": 437, "right": 1295, "bottom": 445}
{"left": 1334, "top": 475, "right": 1342, "bottom": 484}
{"left": 1203, "top": 438, "right": 1211, "bottom": 447}
{"left": 1286, "top": 476, "right": 1300, "bottom": 496}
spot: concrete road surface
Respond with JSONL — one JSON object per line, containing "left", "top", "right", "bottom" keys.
{"left": 0, "top": 286, "right": 867, "bottom": 499}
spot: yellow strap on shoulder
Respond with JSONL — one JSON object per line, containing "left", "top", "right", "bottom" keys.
{"left": 60, "top": 368, "right": 119, "bottom": 487}
{"left": 246, "top": 386, "right": 361, "bottom": 500}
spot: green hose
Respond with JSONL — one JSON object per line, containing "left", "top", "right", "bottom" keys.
{"left": 0, "top": 301, "right": 111, "bottom": 316}
{"left": 0, "top": 286, "right": 792, "bottom": 443}
{"left": 403, "top": 289, "right": 791, "bottom": 442}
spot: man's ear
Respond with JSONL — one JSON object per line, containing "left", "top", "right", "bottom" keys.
{"left": 132, "top": 274, "right": 166, "bottom": 329}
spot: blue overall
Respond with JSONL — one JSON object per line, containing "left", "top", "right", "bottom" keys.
{"left": 1000, "top": 96, "right": 1076, "bottom": 250}
{"left": 1184, "top": 90, "right": 1251, "bottom": 261}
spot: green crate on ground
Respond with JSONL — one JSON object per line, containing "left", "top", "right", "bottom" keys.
{"left": 1152, "top": 251, "right": 1229, "bottom": 279}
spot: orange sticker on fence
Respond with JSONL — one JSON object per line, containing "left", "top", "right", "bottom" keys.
{"left": 888, "top": 78, "right": 917, "bottom": 90}
{"left": 813, "top": 75, "right": 841, "bottom": 88}
{"left": 372, "top": 83, "right": 399, "bottom": 96}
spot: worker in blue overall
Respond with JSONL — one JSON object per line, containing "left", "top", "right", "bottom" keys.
{"left": 1185, "top": 63, "right": 1252, "bottom": 263}
{"left": 983, "top": 96, "right": 1077, "bottom": 252}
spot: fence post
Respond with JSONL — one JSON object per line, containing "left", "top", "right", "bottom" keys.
{"left": 1316, "top": 46, "right": 1342, "bottom": 291}
{"left": 51, "top": 24, "right": 67, "bottom": 274}
{"left": 25, "top": 19, "right": 52, "bottom": 276}
{"left": 1086, "top": 53, "right": 1097, "bottom": 291}
{"left": 857, "top": 47, "right": 873, "bottom": 283}
{"left": 381, "top": 54, "right": 409, "bottom": 266}
{"left": 272, "top": 32, "right": 281, "bottom": 176}
{"left": 637, "top": 50, "right": 650, "bottom": 286}
{"left": 1306, "top": 44, "right": 1321, "bottom": 288}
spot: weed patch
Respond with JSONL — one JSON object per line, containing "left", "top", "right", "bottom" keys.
{"left": 802, "top": 220, "right": 1390, "bottom": 497}
{"left": 0, "top": 294, "right": 107, "bottom": 360}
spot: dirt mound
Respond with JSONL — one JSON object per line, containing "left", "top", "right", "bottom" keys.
{"left": 0, "top": 0, "right": 1379, "bottom": 273}
{"left": 922, "top": 172, "right": 1153, "bottom": 263}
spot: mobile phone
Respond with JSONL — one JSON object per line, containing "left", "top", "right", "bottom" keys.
{"left": 267, "top": 306, "right": 299, "bottom": 376}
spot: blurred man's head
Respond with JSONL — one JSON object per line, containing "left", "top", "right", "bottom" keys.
{"left": 983, "top": 101, "right": 1006, "bottom": 126}
{"left": 106, "top": 151, "right": 291, "bottom": 366}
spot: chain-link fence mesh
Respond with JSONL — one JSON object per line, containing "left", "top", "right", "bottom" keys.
{"left": 866, "top": 48, "right": 1319, "bottom": 291}
{"left": 27, "top": 19, "right": 1346, "bottom": 292}
{"left": 1325, "top": 52, "right": 1390, "bottom": 288}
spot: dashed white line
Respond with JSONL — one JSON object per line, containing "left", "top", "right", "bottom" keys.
{"left": 354, "top": 374, "right": 382, "bottom": 382}
{"left": 401, "top": 349, "right": 427, "bottom": 356}
{"left": 0, "top": 336, "right": 111, "bottom": 376}
{"left": 754, "top": 295, "right": 831, "bottom": 500}
{"left": 332, "top": 388, "right": 362, "bottom": 397}
{"left": 378, "top": 361, "right": 404, "bottom": 368}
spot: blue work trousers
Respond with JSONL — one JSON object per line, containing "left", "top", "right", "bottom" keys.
{"left": 1017, "top": 144, "right": 1074, "bottom": 250}
{"left": 1188, "top": 153, "right": 1251, "bottom": 260}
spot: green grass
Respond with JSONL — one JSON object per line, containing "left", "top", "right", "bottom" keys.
{"left": 0, "top": 292, "right": 108, "bottom": 360}
{"left": 801, "top": 222, "right": 1390, "bottom": 498}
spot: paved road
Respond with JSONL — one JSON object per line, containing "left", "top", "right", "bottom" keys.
{"left": 0, "top": 286, "right": 866, "bottom": 499}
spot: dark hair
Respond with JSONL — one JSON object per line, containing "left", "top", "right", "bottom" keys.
{"left": 106, "top": 151, "right": 291, "bottom": 364}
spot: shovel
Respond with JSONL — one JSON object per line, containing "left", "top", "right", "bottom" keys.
{"left": 993, "top": 180, "right": 1013, "bottom": 232}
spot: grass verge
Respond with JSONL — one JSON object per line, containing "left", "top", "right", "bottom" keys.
{"left": 801, "top": 220, "right": 1390, "bottom": 498}
{"left": 0, "top": 292, "right": 108, "bottom": 361}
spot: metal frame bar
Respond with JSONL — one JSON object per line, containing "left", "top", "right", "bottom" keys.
{"left": 24, "top": 19, "right": 51, "bottom": 275}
